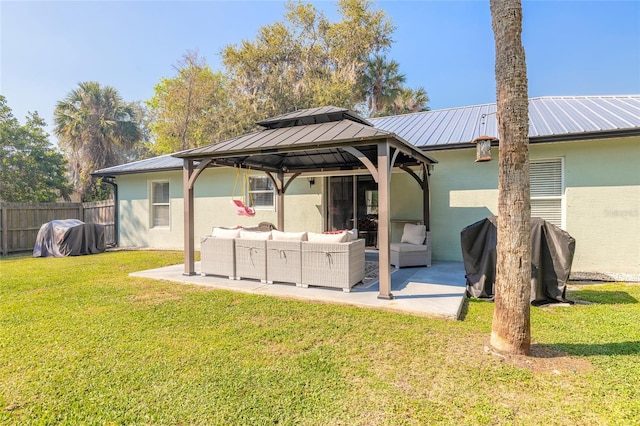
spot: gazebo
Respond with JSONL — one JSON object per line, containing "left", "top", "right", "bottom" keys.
{"left": 173, "top": 106, "right": 437, "bottom": 300}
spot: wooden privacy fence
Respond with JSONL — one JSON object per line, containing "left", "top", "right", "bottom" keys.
{"left": 0, "top": 200, "right": 115, "bottom": 256}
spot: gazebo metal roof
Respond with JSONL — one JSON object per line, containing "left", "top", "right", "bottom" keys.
{"left": 174, "top": 107, "right": 437, "bottom": 172}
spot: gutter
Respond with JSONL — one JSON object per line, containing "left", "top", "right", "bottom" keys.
{"left": 100, "top": 177, "right": 119, "bottom": 247}
{"left": 418, "top": 128, "right": 640, "bottom": 152}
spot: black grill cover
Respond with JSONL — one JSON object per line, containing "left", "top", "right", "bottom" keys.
{"left": 461, "top": 216, "right": 575, "bottom": 305}
{"left": 33, "top": 219, "right": 105, "bottom": 257}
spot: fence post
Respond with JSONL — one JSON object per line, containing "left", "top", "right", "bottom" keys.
{"left": 1, "top": 203, "right": 8, "bottom": 256}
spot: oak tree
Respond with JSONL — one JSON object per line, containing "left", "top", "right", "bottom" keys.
{"left": 0, "top": 96, "right": 72, "bottom": 202}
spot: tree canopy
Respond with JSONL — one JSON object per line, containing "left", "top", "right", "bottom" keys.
{"left": 0, "top": 96, "right": 72, "bottom": 202}
{"left": 54, "top": 81, "right": 142, "bottom": 200}
{"left": 147, "top": 52, "right": 236, "bottom": 155}
{"left": 221, "top": 0, "right": 397, "bottom": 121}
{"left": 145, "top": 0, "right": 431, "bottom": 154}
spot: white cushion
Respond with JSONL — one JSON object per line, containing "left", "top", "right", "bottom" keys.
{"left": 239, "top": 230, "right": 272, "bottom": 240}
{"left": 271, "top": 230, "right": 308, "bottom": 242}
{"left": 400, "top": 223, "right": 426, "bottom": 245}
{"left": 390, "top": 242, "right": 428, "bottom": 253}
{"left": 307, "top": 231, "right": 348, "bottom": 243}
{"left": 212, "top": 227, "right": 241, "bottom": 239}
{"left": 347, "top": 228, "right": 358, "bottom": 241}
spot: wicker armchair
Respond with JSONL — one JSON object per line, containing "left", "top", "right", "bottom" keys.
{"left": 390, "top": 232, "right": 432, "bottom": 267}
{"left": 300, "top": 239, "right": 365, "bottom": 292}
{"left": 266, "top": 240, "right": 302, "bottom": 285}
{"left": 200, "top": 236, "right": 236, "bottom": 279}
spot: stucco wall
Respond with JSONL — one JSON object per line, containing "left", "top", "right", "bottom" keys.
{"left": 116, "top": 167, "right": 324, "bottom": 250}
{"left": 426, "top": 136, "right": 640, "bottom": 277}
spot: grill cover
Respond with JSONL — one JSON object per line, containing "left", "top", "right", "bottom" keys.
{"left": 461, "top": 216, "right": 575, "bottom": 305}
{"left": 33, "top": 219, "right": 105, "bottom": 257}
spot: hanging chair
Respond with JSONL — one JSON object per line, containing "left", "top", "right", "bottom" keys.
{"left": 231, "top": 166, "right": 256, "bottom": 217}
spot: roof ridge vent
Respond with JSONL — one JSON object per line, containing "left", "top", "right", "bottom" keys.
{"left": 256, "top": 106, "right": 372, "bottom": 129}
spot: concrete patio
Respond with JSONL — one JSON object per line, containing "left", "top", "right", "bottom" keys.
{"left": 130, "top": 254, "right": 468, "bottom": 320}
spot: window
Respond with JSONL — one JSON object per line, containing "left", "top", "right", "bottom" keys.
{"left": 151, "top": 181, "right": 170, "bottom": 228}
{"left": 248, "top": 176, "right": 275, "bottom": 209}
{"left": 530, "top": 158, "right": 563, "bottom": 228}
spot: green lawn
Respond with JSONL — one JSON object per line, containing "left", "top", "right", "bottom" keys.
{"left": 1, "top": 251, "right": 638, "bottom": 425}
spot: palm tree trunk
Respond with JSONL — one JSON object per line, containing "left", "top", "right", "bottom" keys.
{"left": 489, "top": 0, "right": 531, "bottom": 355}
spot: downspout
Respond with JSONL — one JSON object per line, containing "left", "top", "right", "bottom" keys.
{"left": 102, "top": 177, "right": 119, "bottom": 247}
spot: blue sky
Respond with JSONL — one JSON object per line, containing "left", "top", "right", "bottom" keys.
{"left": 1, "top": 0, "right": 639, "bottom": 141}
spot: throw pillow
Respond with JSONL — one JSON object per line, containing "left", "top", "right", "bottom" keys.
{"left": 272, "top": 230, "right": 308, "bottom": 242}
{"left": 239, "top": 230, "right": 272, "bottom": 241}
{"left": 400, "top": 223, "right": 426, "bottom": 245}
{"left": 212, "top": 227, "right": 241, "bottom": 239}
{"left": 308, "top": 231, "right": 348, "bottom": 243}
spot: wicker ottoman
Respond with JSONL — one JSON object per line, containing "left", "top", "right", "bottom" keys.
{"left": 200, "top": 237, "right": 236, "bottom": 279}
{"left": 266, "top": 240, "right": 302, "bottom": 285}
{"left": 235, "top": 238, "right": 268, "bottom": 282}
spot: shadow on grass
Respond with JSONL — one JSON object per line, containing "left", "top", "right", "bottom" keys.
{"left": 534, "top": 342, "right": 640, "bottom": 357}
{"left": 569, "top": 290, "right": 638, "bottom": 305}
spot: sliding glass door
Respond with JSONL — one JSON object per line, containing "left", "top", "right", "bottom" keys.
{"left": 327, "top": 176, "right": 354, "bottom": 231}
{"left": 327, "top": 175, "right": 378, "bottom": 246}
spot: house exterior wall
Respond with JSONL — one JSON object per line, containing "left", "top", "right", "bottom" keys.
{"left": 425, "top": 136, "right": 640, "bottom": 277}
{"left": 114, "top": 135, "right": 639, "bottom": 276}
{"left": 116, "top": 167, "right": 324, "bottom": 250}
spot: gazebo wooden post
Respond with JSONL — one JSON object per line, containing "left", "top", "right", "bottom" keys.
{"left": 183, "top": 158, "right": 196, "bottom": 276}
{"left": 422, "top": 163, "right": 431, "bottom": 231}
{"left": 276, "top": 170, "right": 285, "bottom": 231}
{"left": 377, "top": 141, "right": 393, "bottom": 299}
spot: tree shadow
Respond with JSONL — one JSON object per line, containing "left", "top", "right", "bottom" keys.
{"left": 532, "top": 342, "right": 640, "bottom": 358}
{"left": 568, "top": 290, "right": 637, "bottom": 305}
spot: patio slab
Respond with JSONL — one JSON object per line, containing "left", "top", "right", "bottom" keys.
{"left": 130, "top": 260, "right": 468, "bottom": 320}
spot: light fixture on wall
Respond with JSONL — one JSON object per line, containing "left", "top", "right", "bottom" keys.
{"left": 308, "top": 177, "right": 315, "bottom": 187}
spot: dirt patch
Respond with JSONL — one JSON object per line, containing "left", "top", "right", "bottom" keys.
{"left": 485, "top": 343, "right": 593, "bottom": 375}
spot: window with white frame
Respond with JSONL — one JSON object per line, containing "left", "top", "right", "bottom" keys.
{"left": 150, "top": 181, "right": 170, "bottom": 228}
{"left": 248, "top": 176, "right": 275, "bottom": 209}
{"left": 530, "top": 158, "right": 564, "bottom": 228}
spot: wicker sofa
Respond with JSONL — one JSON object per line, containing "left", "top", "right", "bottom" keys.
{"left": 200, "top": 236, "right": 236, "bottom": 279}
{"left": 200, "top": 227, "right": 365, "bottom": 291}
{"left": 266, "top": 240, "right": 303, "bottom": 286}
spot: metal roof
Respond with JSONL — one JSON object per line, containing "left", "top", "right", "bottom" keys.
{"left": 94, "top": 95, "right": 640, "bottom": 176}
{"left": 94, "top": 154, "right": 183, "bottom": 177}
{"left": 256, "top": 106, "right": 372, "bottom": 129}
{"left": 177, "top": 119, "right": 390, "bottom": 158}
{"left": 371, "top": 95, "right": 640, "bottom": 149}
{"left": 174, "top": 114, "right": 437, "bottom": 173}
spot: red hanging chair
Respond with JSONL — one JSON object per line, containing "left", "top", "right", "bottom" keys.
{"left": 230, "top": 166, "right": 256, "bottom": 217}
{"left": 230, "top": 199, "right": 256, "bottom": 217}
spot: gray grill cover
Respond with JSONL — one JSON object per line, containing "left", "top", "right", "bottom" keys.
{"left": 33, "top": 219, "right": 105, "bottom": 257}
{"left": 461, "top": 216, "right": 575, "bottom": 305}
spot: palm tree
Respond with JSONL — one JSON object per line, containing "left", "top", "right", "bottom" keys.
{"left": 489, "top": 0, "right": 531, "bottom": 356}
{"left": 384, "top": 87, "right": 430, "bottom": 116}
{"left": 359, "top": 55, "right": 406, "bottom": 117}
{"left": 54, "top": 82, "right": 141, "bottom": 199}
